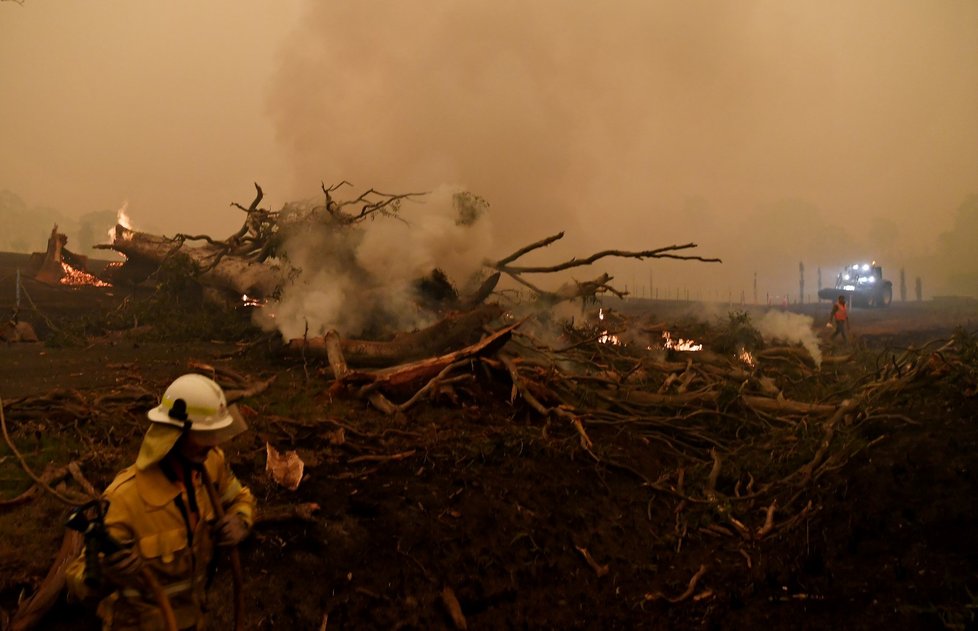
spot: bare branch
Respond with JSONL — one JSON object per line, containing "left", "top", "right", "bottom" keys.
{"left": 494, "top": 243, "right": 721, "bottom": 274}
{"left": 493, "top": 232, "right": 565, "bottom": 266}
{"left": 231, "top": 182, "right": 265, "bottom": 213}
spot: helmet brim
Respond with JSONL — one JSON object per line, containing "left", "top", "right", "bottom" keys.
{"left": 187, "top": 404, "right": 249, "bottom": 447}
{"left": 136, "top": 405, "right": 248, "bottom": 469}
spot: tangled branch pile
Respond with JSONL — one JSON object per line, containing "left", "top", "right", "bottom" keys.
{"left": 96, "top": 182, "right": 719, "bottom": 338}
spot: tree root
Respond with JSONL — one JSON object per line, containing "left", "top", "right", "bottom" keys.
{"left": 643, "top": 564, "right": 708, "bottom": 604}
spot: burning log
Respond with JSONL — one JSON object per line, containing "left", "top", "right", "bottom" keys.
{"left": 94, "top": 183, "right": 438, "bottom": 303}
{"left": 97, "top": 225, "right": 286, "bottom": 298}
{"left": 26, "top": 225, "right": 108, "bottom": 287}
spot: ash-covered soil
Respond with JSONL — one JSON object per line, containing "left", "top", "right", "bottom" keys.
{"left": 2, "top": 253, "right": 978, "bottom": 630}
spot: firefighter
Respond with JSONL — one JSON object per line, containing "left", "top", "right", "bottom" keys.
{"left": 828, "top": 295, "right": 850, "bottom": 343}
{"left": 67, "top": 373, "right": 256, "bottom": 630}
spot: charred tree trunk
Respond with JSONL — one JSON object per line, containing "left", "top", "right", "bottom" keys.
{"left": 288, "top": 303, "right": 504, "bottom": 367}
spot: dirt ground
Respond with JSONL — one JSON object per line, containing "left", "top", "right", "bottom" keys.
{"left": 2, "top": 253, "right": 978, "bottom": 630}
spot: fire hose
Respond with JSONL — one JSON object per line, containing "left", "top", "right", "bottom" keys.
{"left": 200, "top": 467, "right": 245, "bottom": 631}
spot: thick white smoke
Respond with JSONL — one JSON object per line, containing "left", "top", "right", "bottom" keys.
{"left": 756, "top": 310, "right": 823, "bottom": 367}
{"left": 253, "top": 185, "right": 494, "bottom": 340}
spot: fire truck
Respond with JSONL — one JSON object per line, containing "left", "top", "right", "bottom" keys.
{"left": 818, "top": 262, "right": 893, "bottom": 307}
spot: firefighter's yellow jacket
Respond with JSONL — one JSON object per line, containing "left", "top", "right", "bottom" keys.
{"left": 66, "top": 448, "right": 255, "bottom": 630}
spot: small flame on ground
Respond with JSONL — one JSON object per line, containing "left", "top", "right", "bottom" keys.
{"left": 60, "top": 262, "right": 112, "bottom": 287}
{"left": 598, "top": 331, "right": 622, "bottom": 345}
{"left": 241, "top": 294, "right": 265, "bottom": 307}
{"left": 595, "top": 309, "right": 622, "bottom": 344}
{"left": 738, "top": 348, "right": 755, "bottom": 367}
{"left": 662, "top": 330, "right": 703, "bottom": 352}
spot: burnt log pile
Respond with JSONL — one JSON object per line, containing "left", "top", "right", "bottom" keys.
{"left": 64, "top": 184, "right": 978, "bottom": 518}
{"left": 3, "top": 320, "right": 976, "bottom": 628}
{"left": 85, "top": 169, "right": 974, "bottom": 514}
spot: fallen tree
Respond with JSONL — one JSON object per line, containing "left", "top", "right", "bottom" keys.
{"left": 96, "top": 182, "right": 722, "bottom": 369}
{"left": 287, "top": 303, "right": 504, "bottom": 368}
{"left": 98, "top": 224, "right": 286, "bottom": 298}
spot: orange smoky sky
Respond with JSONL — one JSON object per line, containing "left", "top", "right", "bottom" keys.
{"left": 2, "top": 1, "right": 977, "bottom": 298}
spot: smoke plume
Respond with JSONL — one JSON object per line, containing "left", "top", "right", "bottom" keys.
{"left": 756, "top": 310, "right": 822, "bottom": 367}
{"left": 254, "top": 185, "right": 494, "bottom": 340}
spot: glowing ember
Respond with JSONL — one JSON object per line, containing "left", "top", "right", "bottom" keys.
{"left": 662, "top": 330, "right": 703, "bottom": 352}
{"left": 241, "top": 294, "right": 265, "bottom": 307}
{"left": 60, "top": 262, "right": 112, "bottom": 287}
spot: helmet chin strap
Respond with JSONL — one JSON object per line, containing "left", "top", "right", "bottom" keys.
{"left": 164, "top": 399, "right": 205, "bottom": 469}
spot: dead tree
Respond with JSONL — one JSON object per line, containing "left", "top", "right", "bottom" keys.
{"left": 97, "top": 183, "right": 722, "bottom": 367}
{"left": 95, "top": 183, "right": 426, "bottom": 300}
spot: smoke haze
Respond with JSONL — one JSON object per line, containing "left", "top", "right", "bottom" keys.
{"left": 2, "top": 1, "right": 977, "bottom": 299}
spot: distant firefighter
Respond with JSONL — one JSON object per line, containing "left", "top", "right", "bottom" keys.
{"left": 828, "top": 295, "right": 850, "bottom": 344}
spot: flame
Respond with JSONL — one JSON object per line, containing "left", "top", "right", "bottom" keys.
{"left": 595, "top": 308, "right": 622, "bottom": 344}
{"left": 107, "top": 200, "right": 134, "bottom": 242}
{"left": 738, "top": 348, "right": 755, "bottom": 367}
{"left": 60, "top": 262, "right": 112, "bottom": 287}
{"left": 598, "top": 331, "right": 622, "bottom": 345}
{"left": 661, "top": 330, "right": 703, "bottom": 352}
{"left": 118, "top": 202, "right": 133, "bottom": 229}
{"left": 241, "top": 294, "right": 265, "bottom": 307}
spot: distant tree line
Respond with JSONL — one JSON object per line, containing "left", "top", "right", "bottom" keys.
{"left": 0, "top": 190, "right": 115, "bottom": 255}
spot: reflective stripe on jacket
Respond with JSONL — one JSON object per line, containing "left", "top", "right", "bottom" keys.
{"left": 66, "top": 448, "right": 255, "bottom": 630}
